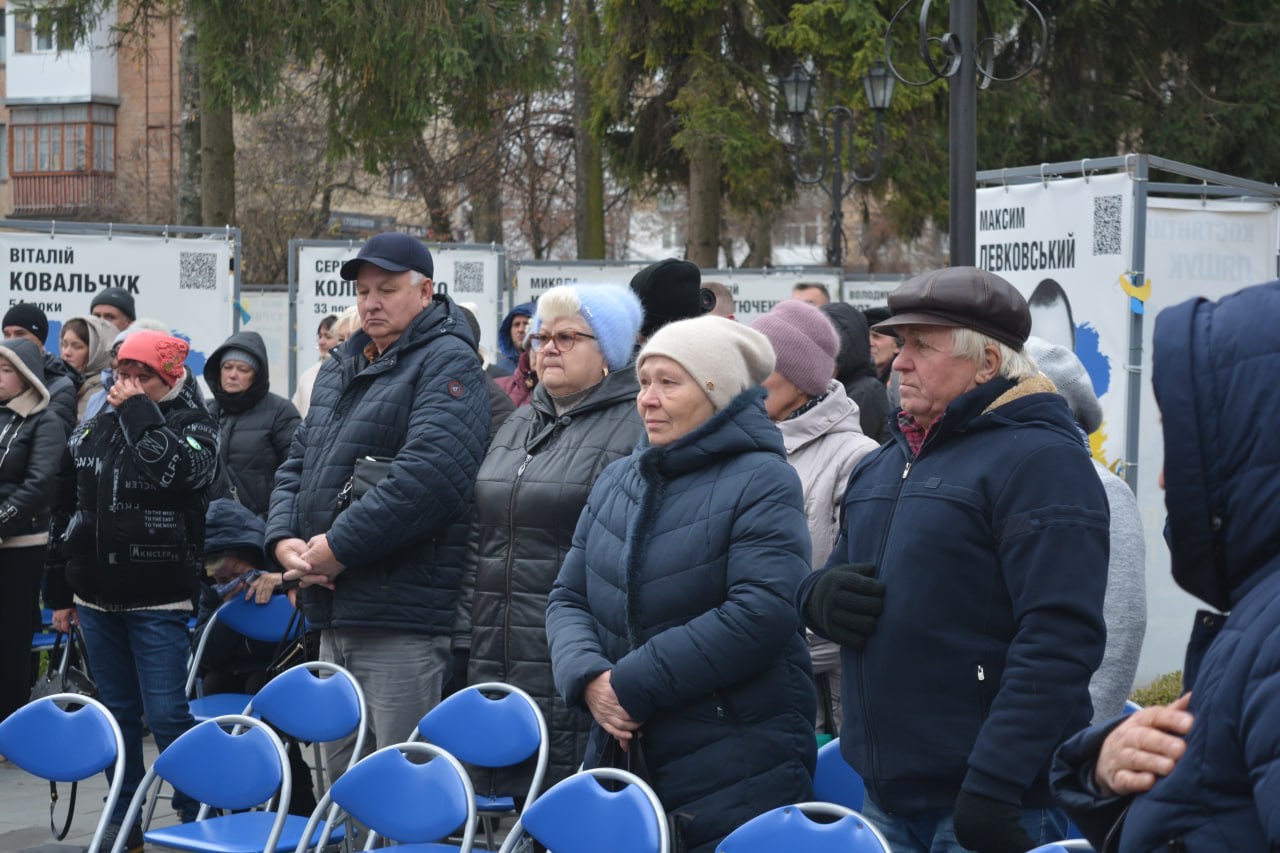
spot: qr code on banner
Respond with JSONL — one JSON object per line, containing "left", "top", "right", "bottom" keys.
{"left": 1093, "top": 195, "right": 1123, "bottom": 255}
{"left": 452, "top": 261, "right": 484, "bottom": 293}
{"left": 179, "top": 251, "right": 219, "bottom": 290}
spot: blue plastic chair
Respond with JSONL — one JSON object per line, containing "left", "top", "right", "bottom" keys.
{"left": 495, "top": 767, "right": 669, "bottom": 853}
{"left": 242, "top": 661, "right": 368, "bottom": 851}
{"left": 114, "top": 713, "right": 296, "bottom": 853}
{"left": 813, "top": 737, "right": 865, "bottom": 811}
{"left": 716, "top": 802, "right": 890, "bottom": 853}
{"left": 0, "top": 694, "right": 126, "bottom": 853}
{"left": 290, "top": 742, "right": 476, "bottom": 852}
{"left": 185, "top": 595, "right": 304, "bottom": 722}
{"left": 411, "top": 681, "right": 548, "bottom": 849}
{"left": 1028, "top": 842, "right": 1096, "bottom": 852}
{"left": 1123, "top": 700, "right": 1143, "bottom": 715}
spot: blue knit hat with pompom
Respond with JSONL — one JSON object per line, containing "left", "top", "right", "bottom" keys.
{"left": 532, "top": 284, "right": 644, "bottom": 371}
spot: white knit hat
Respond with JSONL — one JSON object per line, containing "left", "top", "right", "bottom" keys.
{"left": 1025, "top": 335, "right": 1103, "bottom": 434}
{"left": 637, "top": 315, "right": 775, "bottom": 411}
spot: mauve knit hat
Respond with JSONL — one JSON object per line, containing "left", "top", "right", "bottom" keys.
{"left": 117, "top": 330, "right": 189, "bottom": 387}
{"left": 638, "top": 315, "right": 775, "bottom": 411}
{"left": 1024, "top": 335, "right": 1103, "bottom": 434}
{"left": 751, "top": 300, "right": 840, "bottom": 397}
{"left": 533, "top": 284, "right": 644, "bottom": 371}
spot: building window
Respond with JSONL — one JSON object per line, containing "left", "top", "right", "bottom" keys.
{"left": 10, "top": 104, "right": 115, "bottom": 175}
{"left": 0, "top": 125, "right": 8, "bottom": 180}
{"left": 387, "top": 163, "right": 414, "bottom": 198}
{"left": 13, "top": 11, "right": 72, "bottom": 54}
{"left": 1, "top": 13, "right": 8, "bottom": 64}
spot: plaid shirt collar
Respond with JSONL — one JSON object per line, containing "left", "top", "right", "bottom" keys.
{"left": 898, "top": 410, "right": 942, "bottom": 457}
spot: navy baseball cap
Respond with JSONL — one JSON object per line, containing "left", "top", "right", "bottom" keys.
{"left": 340, "top": 232, "right": 434, "bottom": 281}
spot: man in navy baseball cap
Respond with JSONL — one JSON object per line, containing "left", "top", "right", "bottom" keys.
{"left": 340, "top": 232, "right": 434, "bottom": 281}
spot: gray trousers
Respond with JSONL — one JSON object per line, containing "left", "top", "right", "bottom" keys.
{"left": 319, "top": 628, "right": 451, "bottom": 780}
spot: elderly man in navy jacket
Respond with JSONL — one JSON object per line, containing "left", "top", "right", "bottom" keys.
{"left": 268, "top": 233, "right": 489, "bottom": 772}
{"left": 797, "top": 267, "right": 1109, "bottom": 853}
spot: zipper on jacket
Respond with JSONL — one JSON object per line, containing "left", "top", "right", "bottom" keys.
{"left": 501, "top": 452, "right": 535, "bottom": 678}
{"left": 858, "top": 451, "right": 914, "bottom": 791}
{"left": 976, "top": 664, "right": 991, "bottom": 717}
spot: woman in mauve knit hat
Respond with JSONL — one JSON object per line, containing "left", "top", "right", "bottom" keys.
{"left": 45, "top": 329, "right": 220, "bottom": 848}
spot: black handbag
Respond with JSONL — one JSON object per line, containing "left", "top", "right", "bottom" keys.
{"left": 265, "top": 599, "right": 318, "bottom": 678}
{"left": 335, "top": 455, "right": 393, "bottom": 512}
{"left": 29, "top": 625, "right": 99, "bottom": 841}
{"left": 600, "top": 736, "right": 694, "bottom": 853}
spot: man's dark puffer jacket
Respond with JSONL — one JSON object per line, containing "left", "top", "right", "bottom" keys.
{"left": 204, "top": 330, "right": 301, "bottom": 516}
{"left": 265, "top": 295, "right": 490, "bottom": 636}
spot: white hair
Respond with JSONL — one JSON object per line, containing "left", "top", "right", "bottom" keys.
{"left": 407, "top": 270, "right": 429, "bottom": 288}
{"left": 332, "top": 305, "right": 362, "bottom": 340}
{"left": 951, "top": 327, "right": 1038, "bottom": 380}
{"left": 535, "top": 285, "right": 584, "bottom": 326}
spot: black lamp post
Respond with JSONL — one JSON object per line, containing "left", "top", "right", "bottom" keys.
{"left": 782, "top": 61, "right": 895, "bottom": 270}
{"left": 884, "top": 0, "right": 1046, "bottom": 266}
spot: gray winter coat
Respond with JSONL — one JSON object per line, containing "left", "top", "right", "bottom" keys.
{"left": 455, "top": 367, "right": 645, "bottom": 795}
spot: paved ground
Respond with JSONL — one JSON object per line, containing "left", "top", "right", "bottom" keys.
{"left": 0, "top": 736, "right": 184, "bottom": 853}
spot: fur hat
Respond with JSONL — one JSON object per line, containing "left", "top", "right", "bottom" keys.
{"left": 2, "top": 303, "right": 48, "bottom": 344}
{"left": 1025, "top": 336, "right": 1103, "bottom": 435}
{"left": 629, "top": 259, "right": 706, "bottom": 338}
{"left": 533, "top": 284, "right": 644, "bottom": 371}
{"left": 90, "top": 287, "right": 137, "bottom": 322}
{"left": 638, "top": 315, "right": 775, "bottom": 411}
{"left": 117, "top": 330, "right": 189, "bottom": 387}
{"left": 752, "top": 300, "right": 840, "bottom": 397}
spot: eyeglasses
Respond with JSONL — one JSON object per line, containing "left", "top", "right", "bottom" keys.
{"left": 530, "top": 331, "right": 596, "bottom": 352}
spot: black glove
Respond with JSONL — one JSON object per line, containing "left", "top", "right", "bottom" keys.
{"left": 951, "top": 790, "right": 1036, "bottom": 853}
{"left": 801, "top": 563, "right": 884, "bottom": 650}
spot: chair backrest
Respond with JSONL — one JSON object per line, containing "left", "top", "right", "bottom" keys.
{"left": 813, "top": 737, "right": 865, "bottom": 811}
{"left": 414, "top": 681, "right": 549, "bottom": 802}
{"left": 1028, "top": 842, "right": 1096, "bottom": 852}
{"left": 115, "top": 714, "right": 292, "bottom": 853}
{"left": 293, "top": 742, "right": 476, "bottom": 852}
{"left": 1122, "top": 700, "right": 1142, "bottom": 715}
{"left": 0, "top": 694, "right": 126, "bottom": 853}
{"left": 185, "top": 595, "right": 302, "bottom": 695}
{"left": 496, "top": 767, "right": 669, "bottom": 853}
{"left": 247, "top": 660, "right": 366, "bottom": 749}
{"left": 716, "top": 802, "right": 890, "bottom": 853}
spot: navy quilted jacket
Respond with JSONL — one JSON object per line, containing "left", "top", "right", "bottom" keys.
{"left": 546, "top": 388, "right": 816, "bottom": 853}
{"left": 1052, "top": 279, "right": 1280, "bottom": 851}
{"left": 265, "top": 295, "right": 490, "bottom": 635}
{"left": 799, "top": 373, "right": 1109, "bottom": 813}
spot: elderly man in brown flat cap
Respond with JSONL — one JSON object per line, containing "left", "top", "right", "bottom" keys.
{"left": 797, "top": 266, "right": 1110, "bottom": 853}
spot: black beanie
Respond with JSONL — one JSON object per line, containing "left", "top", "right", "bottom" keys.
{"left": 629, "top": 259, "right": 705, "bottom": 339}
{"left": 2, "top": 303, "right": 49, "bottom": 344}
{"left": 90, "top": 287, "right": 136, "bottom": 321}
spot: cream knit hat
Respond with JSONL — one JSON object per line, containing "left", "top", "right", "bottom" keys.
{"left": 637, "top": 315, "right": 775, "bottom": 411}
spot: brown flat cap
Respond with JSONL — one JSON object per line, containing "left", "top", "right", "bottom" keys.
{"left": 872, "top": 266, "right": 1031, "bottom": 350}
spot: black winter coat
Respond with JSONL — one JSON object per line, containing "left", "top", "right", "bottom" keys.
{"left": 547, "top": 389, "right": 816, "bottom": 853}
{"left": 42, "top": 352, "right": 83, "bottom": 433}
{"left": 265, "top": 295, "right": 490, "bottom": 635}
{"left": 456, "top": 368, "right": 645, "bottom": 795}
{"left": 821, "top": 303, "right": 890, "bottom": 443}
{"left": 0, "top": 357, "right": 66, "bottom": 546}
{"left": 45, "top": 375, "right": 221, "bottom": 610}
{"left": 204, "top": 331, "right": 301, "bottom": 516}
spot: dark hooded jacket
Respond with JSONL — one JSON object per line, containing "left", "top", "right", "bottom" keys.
{"left": 821, "top": 303, "right": 890, "bottom": 443}
{"left": 265, "top": 295, "right": 490, "bottom": 635}
{"left": 0, "top": 339, "right": 67, "bottom": 548}
{"left": 204, "top": 331, "right": 301, "bottom": 517}
{"left": 456, "top": 366, "right": 645, "bottom": 795}
{"left": 546, "top": 388, "right": 816, "bottom": 853}
{"left": 45, "top": 372, "right": 220, "bottom": 611}
{"left": 1051, "top": 280, "right": 1280, "bottom": 851}
{"left": 798, "top": 373, "right": 1109, "bottom": 814}
{"left": 495, "top": 301, "right": 534, "bottom": 375}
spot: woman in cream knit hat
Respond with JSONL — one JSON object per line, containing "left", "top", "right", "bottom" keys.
{"left": 547, "top": 314, "right": 817, "bottom": 853}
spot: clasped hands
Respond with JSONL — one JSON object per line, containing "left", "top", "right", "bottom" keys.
{"left": 275, "top": 534, "right": 345, "bottom": 590}
{"left": 585, "top": 670, "right": 641, "bottom": 749}
{"left": 1094, "top": 693, "right": 1193, "bottom": 797}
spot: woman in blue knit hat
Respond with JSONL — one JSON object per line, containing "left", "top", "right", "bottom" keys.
{"left": 454, "top": 283, "right": 646, "bottom": 798}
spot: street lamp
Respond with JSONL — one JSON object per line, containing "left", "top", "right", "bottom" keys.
{"left": 782, "top": 62, "right": 894, "bottom": 270}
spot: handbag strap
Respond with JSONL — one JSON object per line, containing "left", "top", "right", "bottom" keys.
{"left": 49, "top": 781, "right": 78, "bottom": 840}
